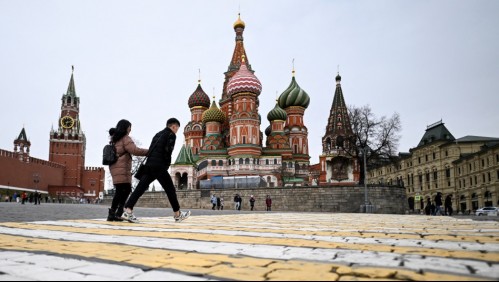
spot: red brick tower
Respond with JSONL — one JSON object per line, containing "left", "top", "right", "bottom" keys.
{"left": 49, "top": 66, "right": 86, "bottom": 188}
{"left": 319, "top": 73, "right": 359, "bottom": 185}
{"left": 226, "top": 55, "right": 263, "bottom": 158}
{"left": 13, "top": 127, "right": 31, "bottom": 162}
{"left": 219, "top": 14, "right": 253, "bottom": 147}
{"left": 185, "top": 79, "right": 211, "bottom": 155}
{"left": 278, "top": 69, "right": 311, "bottom": 176}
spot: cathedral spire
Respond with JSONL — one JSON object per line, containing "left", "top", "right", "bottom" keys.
{"left": 228, "top": 13, "right": 250, "bottom": 74}
{"left": 322, "top": 72, "right": 353, "bottom": 152}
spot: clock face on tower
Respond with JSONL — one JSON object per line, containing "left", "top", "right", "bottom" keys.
{"left": 61, "top": 116, "right": 75, "bottom": 129}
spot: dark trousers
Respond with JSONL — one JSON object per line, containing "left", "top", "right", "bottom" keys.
{"left": 111, "top": 183, "right": 132, "bottom": 215}
{"left": 125, "top": 167, "right": 180, "bottom": 212}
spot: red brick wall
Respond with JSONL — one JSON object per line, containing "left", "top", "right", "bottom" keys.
{"left": 0, "top": 149, "right": 64, "bottom": 193}
{"left": 82, "top": 167, "right": 105, "bottom": 199}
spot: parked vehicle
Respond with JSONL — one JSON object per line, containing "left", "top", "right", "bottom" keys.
{"left": 475, "top": 207, "right": 498, "bottom": 216}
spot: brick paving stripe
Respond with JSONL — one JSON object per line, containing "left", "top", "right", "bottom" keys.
{"left": 1, "top": 211, "right": 498, "bottom": 280}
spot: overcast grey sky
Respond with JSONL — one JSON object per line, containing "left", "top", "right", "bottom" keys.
{"left": 1, "top": 0, "right": 498, "bottom": 176}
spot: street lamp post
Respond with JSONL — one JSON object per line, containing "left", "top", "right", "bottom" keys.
{"left": 361, "top": 146, "right": 371, "bottom": 213}
{"left": 33, "top": 173, "right": 40, "bottom": 190}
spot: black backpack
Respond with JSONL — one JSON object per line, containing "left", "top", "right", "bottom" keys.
{"left": 102, "top": 143, "right": 118, "bottom": 165}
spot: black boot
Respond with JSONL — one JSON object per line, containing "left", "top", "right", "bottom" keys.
{"left": 114, "top": 207, "right": 124, "bottom": 222}
{"left": 107, "top": 208, "right": 117, "bottom": 221}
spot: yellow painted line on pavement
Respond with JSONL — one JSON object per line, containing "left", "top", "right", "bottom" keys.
{"left": 73, "top": 218, "right": 499, "bottom": 244}
{"left": 2, "top": 222, "right": 498, "bottom": 262}
{"left": 0, "top": 234, "right": 484, "bottom": 281}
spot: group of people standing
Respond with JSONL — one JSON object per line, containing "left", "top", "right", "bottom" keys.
{"left": 211, "top": 195, "right": 225, "bottom": 210}
{"left": 424, "top": 192, "right": 453, "bottom": 216}
{"left": 107, "top": 118, "right": 190, "bottom": 223}
{"left": 225, "top": 194, "right": 272, "bottom": 211}
{"left": 2, "top": 191, "right": 41, "bottom": 205}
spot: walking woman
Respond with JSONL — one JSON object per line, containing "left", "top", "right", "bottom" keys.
{"left": 107, "top": 119, "right": 148, "bottom": 221}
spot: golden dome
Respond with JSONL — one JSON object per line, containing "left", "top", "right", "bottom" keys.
{"left": 233, "top": 13, "right": 245, "bottom": 29}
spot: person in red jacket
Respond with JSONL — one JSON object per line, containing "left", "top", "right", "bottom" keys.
{"left": 266, "top": 195, "right": 272, "bottom": 212}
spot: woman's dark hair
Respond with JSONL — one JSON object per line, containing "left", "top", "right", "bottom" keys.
{"left": 109, "top": 119, "right": 131, "bottom": 143}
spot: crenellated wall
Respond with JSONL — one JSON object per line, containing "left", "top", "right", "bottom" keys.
{"left": 0, "top": 149, "right": 65, "bottom": 192}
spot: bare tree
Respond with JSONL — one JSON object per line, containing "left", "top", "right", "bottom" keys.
{"left": 130, "top": 138, "right": 146, "bottom": 189}
{"left": 346, "top": 105, "right": 401, "bottom": 184}
{"left": 271, "top": 164, "right": 295, "bottom": 187}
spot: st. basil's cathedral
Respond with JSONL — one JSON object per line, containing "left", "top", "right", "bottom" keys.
{"left": 171, "top": 14, "right": 359, "bottom": 189}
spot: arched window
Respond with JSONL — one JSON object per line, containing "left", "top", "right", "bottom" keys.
{"left": 239, "top": 158, "right": 243, "bottom": 165}
{"left": 219, "top": 160, "right": 223, "bottom": 166}
{"left": 211, "top": 160, "right": 217, "bottom": 166}
{"left": 336, "top": 135, "right": 344, "bottom": 147}
{"left": 274, "top": 159, "right": 277, "bottom": 165}
{"left": 245, "top": 158, "right": 250, "bottom": 164}
{"left": 289, "top": 162, "right": 293, "bottom": 168}
{"left": 266, "top": 159, "right": 269, "bottom": 165}
{"left": 295, "top": 163, "right": 300, "bottom": 170}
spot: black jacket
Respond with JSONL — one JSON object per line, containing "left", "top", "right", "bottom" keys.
{"left": 435, "top": 194, "right": 443, "bottom": 206}
{"left": 145, "top": 127, "right": 176, "bottom": 168}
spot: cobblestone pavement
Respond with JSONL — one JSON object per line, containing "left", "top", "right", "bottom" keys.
{"left": 1, "top": 203, "right": 498, "bottom": 280}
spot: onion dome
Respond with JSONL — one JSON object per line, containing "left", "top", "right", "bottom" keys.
{"left": 233, "top": 13, "right": 245, "bottom": 29}
{"left": 278, "top": 76, "right": 310, "bottom": 109}
{"left": 335, "top": 73, "right": 341, "bottom": 83}
{"left": 267, "top": 101, "right": 287, "bottom": 122}
{"left": 265, "top": 125, "right": 271, "bottom": 136}
{"left": 202, "top": 99, "right": 225, "bottom": 124}
{"left": 188, "top": 83, "right": 210, "bottom": 109}
{"left": 227, "top": 55, "right": 262, "bottom": 96}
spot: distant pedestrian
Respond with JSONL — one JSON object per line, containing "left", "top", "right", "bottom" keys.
{"left": 34, "top": 191, "right": 39, "bottom": 205}
{"left": 216, "top": 196, "right": 221, "bottom": 210}
{"left": 211, "top": 195, "right": 217, "bottom": 210}
{"left": 425, "top": 198, "right": 431, "bottom": 215}
{"left": 265, "top": 195, "right": 272, "bottom": 211}
{"left": 249, "top": 195, "right": 255, "bottom": 211}
{"left": 434, "top": 192, "right": 443, "bottom": 216}
{"left": 21, "top": 192, "right": 27, "bottom": 205}
{"left": 234, "top": 194, "right": 242, "bottom": 210}
{"left": 444, "top": 195, "right": 453, "bottom": 216}
{"left": 220, "top": 197, "right": 224, "bottom": 210}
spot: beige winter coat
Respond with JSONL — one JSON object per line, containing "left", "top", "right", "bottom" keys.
{"left": 109, "top": 135, "right": 148, "bottom": 184}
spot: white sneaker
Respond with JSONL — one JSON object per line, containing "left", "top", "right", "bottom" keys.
{"left": 122, "top": 211, "right": 139, "bottom": 223}
{"left": 174, "top": 210, "right": 191, "bottom": 223}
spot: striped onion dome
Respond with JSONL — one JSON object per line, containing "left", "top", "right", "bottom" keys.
{"left": 227, "top": 56, "right": 262, "bottom": 97}
{"left": 188, "top": 83, "right": 210, "bottom": 108}
{"left": 278, "top": 76, "right": 310, "bottom": 109}
{"left": 267, "top": 101, "right": 287, "bottom": 122}
{"left": 202, "top": 100, "right": 225, "bottom": 124}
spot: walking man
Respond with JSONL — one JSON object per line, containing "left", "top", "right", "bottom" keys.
{"left": 122, "top": 118, "right": 190, "bottom": 223}
{"left": 249, "top": 195, "right": 255, "bottom": 211}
